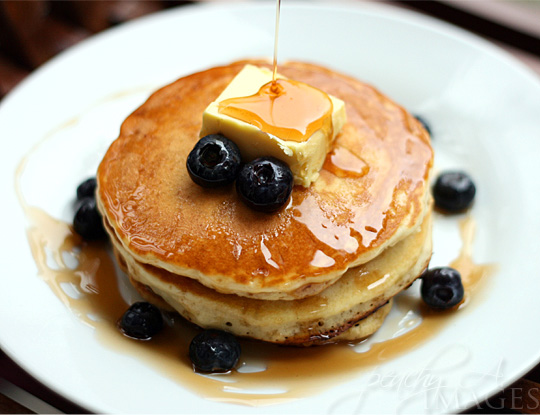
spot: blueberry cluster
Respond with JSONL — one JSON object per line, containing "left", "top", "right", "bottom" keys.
{"left": 117, "top": 300, "right": 241, "bottom": 372}
{"left": 73, "top": 177, "right": 107, "bottom": 241}
{"left": 187, "top": 134, "right": 293, "bottom": 213}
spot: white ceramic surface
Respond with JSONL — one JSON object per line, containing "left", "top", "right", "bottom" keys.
{"left": 1, "top": 2, "right": 540, "bottom": 413}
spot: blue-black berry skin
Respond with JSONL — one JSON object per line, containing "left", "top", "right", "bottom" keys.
{"left": 119, "top": 302, "right": 163, "bottom": 340}
{"left": 236, "top": 157, "right": 293, "bottom": 212}
{"left": 189, "top": 329, "right": 241, "bottom": 373}
{"left": 76, "top": 177, "right": 97, "bottom": 200}
{"left": 433, "top": 171, "right": 476, "bottom": 213}
{"left": 414, "top": 114, "right": 432, "bottom": 137}
{"left": 421, "top": 267, "right": 464, "bottom": 310}
{"left": 73, "top": 197, "right": 107, "bottom": 240}
{"left": 187, "top": 134, "right": 242, "bottom": 187}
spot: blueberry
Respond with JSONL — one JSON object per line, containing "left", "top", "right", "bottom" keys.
{"left": 433, "top": 171, "right": 476, "bottom": 212}
{"left": 187, "top": 134, "right": 242, "bottom": 187}
{"left": 236, "top": 157, "right": 293, "bottom": 212}
{"left": 76, "top": 177, "right": 97, "bottom": 200}
{"left": 421, "top": 267, "right": 464, "bottom": 310}
{"left": 189, "top": 329, "right": 241, "bottom": 373}
{"left": 73, "top": 197, "right": 107, "bottom": 240}
{"left": 119, "top": 302, "right": 163, "bottom": 340}
{"left": 414, "top": 114, "right": 432, "bottom": 137}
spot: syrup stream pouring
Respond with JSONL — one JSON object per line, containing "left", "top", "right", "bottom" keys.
{"left": 271, "top": 0, "right": 281, "bottom": 92}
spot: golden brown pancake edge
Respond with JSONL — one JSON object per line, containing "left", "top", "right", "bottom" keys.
{"left": 97, "top": 60, "right": 433, "bottom": 299}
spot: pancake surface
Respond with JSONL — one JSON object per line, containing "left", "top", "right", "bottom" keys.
{"left": 97, "top": 60, "right": 433, "bottom": 299}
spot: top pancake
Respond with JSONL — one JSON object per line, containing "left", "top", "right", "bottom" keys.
{"left": 97, "top": 60, "right": 433, "bottom": 299}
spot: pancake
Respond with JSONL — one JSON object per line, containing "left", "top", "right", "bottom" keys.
{"left": 97, "top": 60, "right": 433, "bottom": 300}
{"left": 124, "top": 274, "right": 393, "bottom": 347}
{"left": 106, "top": 209, "right": 432, "bottom": 345}
{"left": 112, "top": 240, "right": 393, "bottom": 345}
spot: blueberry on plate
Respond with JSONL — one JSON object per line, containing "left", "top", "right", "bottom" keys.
{"left": 414, "top": 114, "right": 432, "bottom": 137}
{"left": 76, "top": 177, "right": 97, "bottom": 200}
{"left": 187, "top": 134, "right": 242, "bottom": 187}
{"left": 236, "top": 156, "right": 293, "bottom": 212}
{"left": 73, "top": 197, "right": 107, "bottom": 240}
{"left": 189, "top": 329, "right": 241, "bottom": 373}
{"left": 433, "top": 171, "right": 476, "bottom": 212}
{"left": 119, "top": 302, "right": 163, "bottom": 340}
{"left": 421, "top": 267, "right": 464, "bottom": 310}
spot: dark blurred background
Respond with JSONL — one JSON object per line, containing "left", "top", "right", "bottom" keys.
{"left": 0, "top": 0, "right": 193, "bottom": 99}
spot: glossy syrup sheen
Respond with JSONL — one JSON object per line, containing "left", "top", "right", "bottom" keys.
{"left": 218, "top": 78, "right": 333, "bottom": 143}
{"left": 97, "top": 61, "right": 434, "bottom": 292}
{"left": 323, "top": 146, "right": 370, "bottom": 179}
{"left": 272, "top": 0, "right": 281, "bottom": 84}
{"left": 21, "top": 205, "right": 494, "bottom": 406}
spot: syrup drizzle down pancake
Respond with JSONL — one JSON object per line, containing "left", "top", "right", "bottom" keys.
{"left": 97, "top": 60, "right": 433, "bottom": 300}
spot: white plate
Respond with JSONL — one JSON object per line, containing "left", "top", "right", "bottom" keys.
{"left": 1, "top": 2, "right": 540, "bottom": 413}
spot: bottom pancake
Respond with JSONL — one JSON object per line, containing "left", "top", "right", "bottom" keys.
{"left": 114, "top": 249, "right": 392, "bottom": 345}
{"left": 125, "top": 270, "right": 393, "bottom": 347}
{"left": 106, "top": 211, "right": 432, "bottom": 345}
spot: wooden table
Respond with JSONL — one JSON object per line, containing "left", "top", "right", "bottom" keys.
{"left": 1, "top": 1, "right": 540, "bottom": 413}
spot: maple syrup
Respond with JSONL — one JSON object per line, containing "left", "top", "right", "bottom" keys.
{"left": 218, "top": 0, "right": 333, "bottom": 143}
{"left": 15, "top": 106, "right": 491, "bottom": 406}
{"left": 219, "top": 79, "right": 333, "bottom": 143}
{"left": 18, "top": 195, "right": 494, "bottom": 405}
{"left": 451, "top": 215, "right": 496, "bottom": 308}
{"left": 323, "top": 146, "right": 370, "bottom": 179}
{"left": 14, "top": 90, "right": 491, "bottom": 405}
{"left": 272, "top": 0, "right": 281, "bottom": 88}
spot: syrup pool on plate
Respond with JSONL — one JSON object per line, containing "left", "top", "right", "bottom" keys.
{"left": 16, "top": 171, "right": 494, "bottom": 405}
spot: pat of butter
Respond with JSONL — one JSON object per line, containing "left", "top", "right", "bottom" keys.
{"left": 200, "top": 65, "right": 346, "bottom": 187}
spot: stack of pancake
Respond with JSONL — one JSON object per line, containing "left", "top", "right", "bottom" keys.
{"left": 96, "top": 61, "right": 433, "bottom": 346}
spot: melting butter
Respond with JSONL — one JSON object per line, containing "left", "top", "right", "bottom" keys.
{"left": 200, "top": 65, "right": 347, "bottom": 187}
{"left": 219, "top": 78, "right": 333, "bottom": 143}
